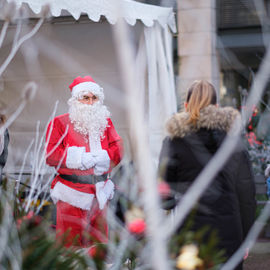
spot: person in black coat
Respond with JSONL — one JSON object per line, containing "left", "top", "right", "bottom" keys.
{"left": 0, "top": 114, "right": 9, "bottom": 184}
{"left": 159, "top": 80, "right": 256, "bottom": 270}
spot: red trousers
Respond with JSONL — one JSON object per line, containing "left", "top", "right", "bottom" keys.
{"left": 56, "top": 200, "right": 108, "bottom": 248}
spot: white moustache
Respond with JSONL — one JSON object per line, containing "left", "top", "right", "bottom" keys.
{"left": 68, "top": 98, "right": 110, "bottom": 139}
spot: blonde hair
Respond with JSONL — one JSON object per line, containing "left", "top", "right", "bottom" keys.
{"left": 186, "top": 80, "right": 217, "bottom": 125}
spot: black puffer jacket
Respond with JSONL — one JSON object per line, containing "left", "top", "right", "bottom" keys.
{"left": 159, "top": 105, "right": 256, "bottom": 262}
{"left": 0, "top": 129, "right": 9, "bottom": 168}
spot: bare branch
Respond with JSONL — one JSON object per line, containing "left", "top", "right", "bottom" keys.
{"left": 0, "top": 17, "right": 44, "bottom": 77}
{"left": 111, "top": 4, "right": 170, "bottom": 269}
{"left": 0, "top": 21, "right": 9, "bottom": 48}
{"left": 15, "top": 139, "right": 34, "bottom": 194}
{"left": 0, "top": 82, "right": 37, "bottom": 135}
{"left": 221, "top": 202, "right": 270, "bottom": 270}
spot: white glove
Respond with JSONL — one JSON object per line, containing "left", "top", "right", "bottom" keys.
{"left": 95, "top": 179, "right": 115, "bottom": 209}
{"left": 81, "top": 152, "right": 96, "bottom": 170}
{"left": 66, "top": 146, "right": 85, "bottom": 169}
{"left": 92, "top": 150, "right": 110, "bottom": 175}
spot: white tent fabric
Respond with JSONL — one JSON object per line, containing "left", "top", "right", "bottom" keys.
{"left": 4, "top": 0, "right": 177, "bottom": 167}
{"left": 143, "top": 25, "right": 176, "bottom": 165}
{"left": 6, "top": 0, "right": 176, "bottom": 32}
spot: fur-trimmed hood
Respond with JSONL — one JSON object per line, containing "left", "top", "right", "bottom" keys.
{"left": 166, "top": 105, "right": 240, "bottom": 138}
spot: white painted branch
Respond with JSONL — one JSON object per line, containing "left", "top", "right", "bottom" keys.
{"left": 0, "top": 17, "right": 44, "bottom": 77}
{"left": 15, "top": 139, "right": 34, "bottom": 194}
{"left": 0, "top": 193, "right": 16, "bottom": 264}
{"left": 0, "top": 82, "right": 37, "bottom": 136}
{"left": 111, "top": 4, "right": 170, "bottom": 270}
{"left": 0, "top": 21, "right": 9, "bottom": 48}
{"left": 24, "top": 125, "right": 68, "bottom": 212}
{"left": 221, "top": 202, "right": 270, "bottom": 270}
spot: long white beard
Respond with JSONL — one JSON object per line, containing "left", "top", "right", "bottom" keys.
{"left": 68, "top": 98, "right": 110, "bottom": 141}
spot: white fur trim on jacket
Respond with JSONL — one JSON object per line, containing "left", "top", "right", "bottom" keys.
{"left": 92, "top": 150, "right": 110, "bottom": 176}
{"left": 89, "top": 132, "right": 102, "bottom": 152}
{"left": 72, "top": 82, "right": 104, "bottom": 101}
{"left": 50, "top": 181, "right": 95, "bottom": 210}
{"left": 95, "top": 179, "right": 115, "bottom": 210}
{"left": 66, "top": 146, "right": 85, "bottom": 169}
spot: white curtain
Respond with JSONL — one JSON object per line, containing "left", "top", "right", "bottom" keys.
{"left": 135, "top": 24, "right": 177, "bottom": 168}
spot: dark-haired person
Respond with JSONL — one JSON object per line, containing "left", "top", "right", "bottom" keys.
{"left": 0, "top": 114, "right": 9, "bottom": 184}
{"left": 159, "top": 80, "right": 256, "bottom": 269}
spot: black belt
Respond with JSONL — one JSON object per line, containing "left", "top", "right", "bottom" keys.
{"left": 59, "top": 174, "right": 108, "bottom": 184}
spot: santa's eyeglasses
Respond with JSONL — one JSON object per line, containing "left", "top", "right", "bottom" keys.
{"left": 78, "top": 95, "right": 98, "bottom": 102}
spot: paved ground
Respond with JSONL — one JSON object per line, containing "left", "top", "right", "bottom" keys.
{"left": 244, "top": 239, "right": 270, "bottom": 270}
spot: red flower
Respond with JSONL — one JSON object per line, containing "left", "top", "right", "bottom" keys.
{"left": 246, "top": 132, "right": 262, "bottom": 146}
{"left": 128, "top": 218, "right": 146, "bottom": 235}
{"left": 16, "top": 211, "right": 42, "bottom": 229}
{"left": 26, "top": 211, "right": 34, "bottom": 219}
{"left": 88, "top": 245, "right": 106, "bottom": 259}
{"left": 16, "top": 218, "right": 22, "bottom": 228}
{"left": 158, "top": 181, "right": 171, "bottom": 198}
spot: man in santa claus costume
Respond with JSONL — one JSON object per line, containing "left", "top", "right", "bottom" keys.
{"left": 45, "top": 75, "right": 123, "bottom": 249}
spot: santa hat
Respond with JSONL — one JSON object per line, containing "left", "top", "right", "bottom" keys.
{"left": 69, "top": 76, "right": 104, "bottom": 102}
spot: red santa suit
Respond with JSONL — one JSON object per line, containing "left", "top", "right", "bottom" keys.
{"left": 45, "top": 76, "right": 123, "bottom": 248}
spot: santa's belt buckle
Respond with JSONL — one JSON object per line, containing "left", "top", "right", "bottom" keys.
{"left": 59, "top": 174, "right": 108, "bottom": 184}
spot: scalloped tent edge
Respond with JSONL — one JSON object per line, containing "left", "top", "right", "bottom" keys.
{"left": 6, "top": 0, "right": 177, "bottom": 33}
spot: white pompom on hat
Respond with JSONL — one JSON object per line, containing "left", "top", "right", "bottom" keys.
{"left": 69, "top": 76, "right": 104, "bottom": 102}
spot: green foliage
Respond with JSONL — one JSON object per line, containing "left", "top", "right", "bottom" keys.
{"left": 0, "top": 177, "right": 231, "bottom": 270}
{"left": 0, "top": 178, "right": 89, "bottom": 270}
{"left": 88, "top": 243, "right": 108, "bottom": 270}
{"left": 246, "top": 141, "right": 270, "bottom": 175}
{"left": 168, "top": 213, "right": 226, "bottom": 270}
{"left": 19, "top": 222, "right": 88, "bottom": 270}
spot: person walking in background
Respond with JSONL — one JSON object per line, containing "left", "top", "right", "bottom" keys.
{"left": 264, "top": 164, "right": 270, "bottom": 199}
{"left": 45, "top": 76, "right": 123, "bottom": 251}
{"left": 159, "top": 80, "right": 256, "bottom": 270}
{"left": 0, "top": 114, "right": 9, "bottom": 184}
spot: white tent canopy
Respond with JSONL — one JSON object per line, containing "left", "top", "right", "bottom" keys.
{"left": 7, "top": 0, "right": 176, "bottom": 32}
{"left": 2, "top": 0, "right": 177, "bottom": 169}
